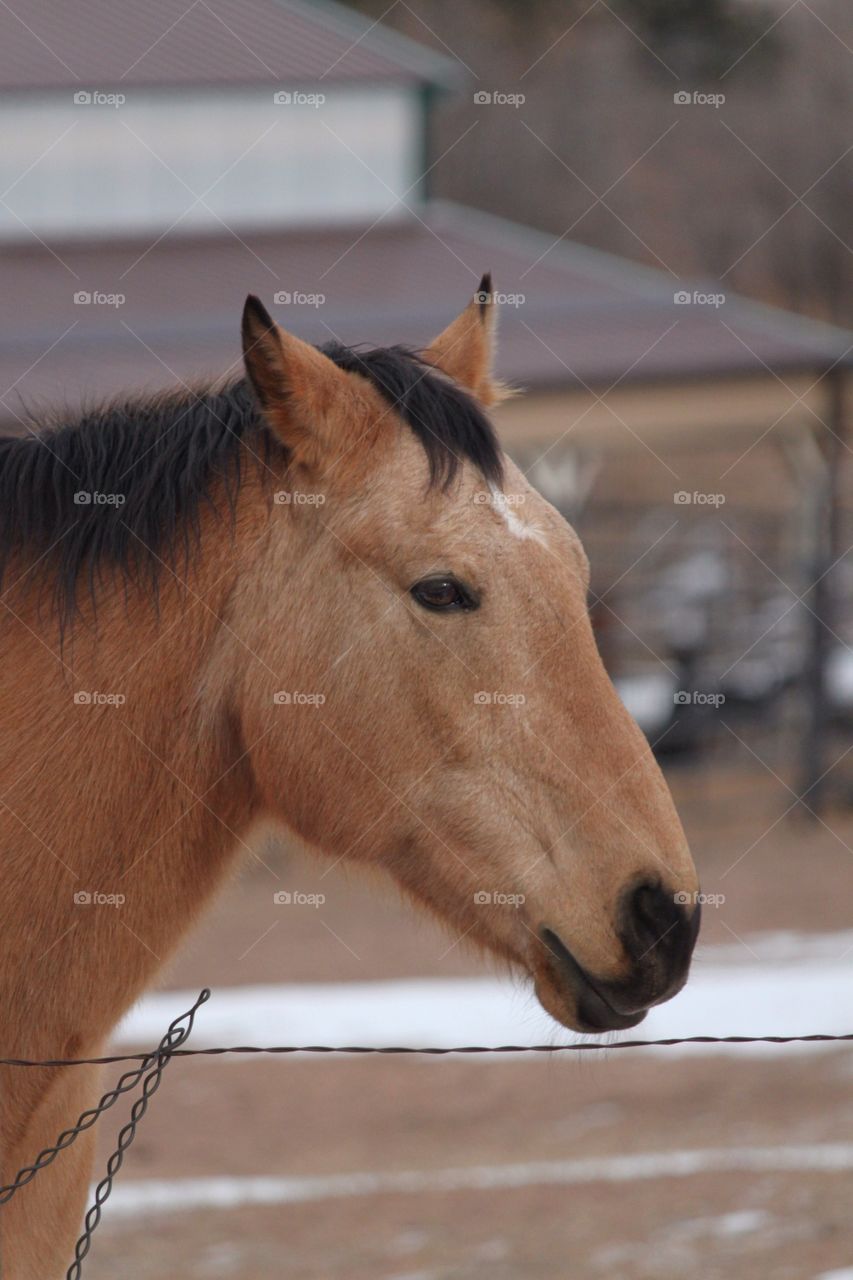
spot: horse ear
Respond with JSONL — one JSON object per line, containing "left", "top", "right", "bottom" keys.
{"left": 422, "top": 273, "right": 511, "bottom": 408}
{"left": 241, "top": 295, "right": 359, "bottom": 469}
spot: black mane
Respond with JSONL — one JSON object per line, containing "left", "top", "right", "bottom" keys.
{"left": 0, "top": 343, "right": 503, "bottom": 620}
{"left": 322, "top": 343, "right": 503, "bottom": 490}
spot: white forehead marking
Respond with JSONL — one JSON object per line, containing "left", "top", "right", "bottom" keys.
{"left": 487, "top": 484, "right": 549, "bottom": 547}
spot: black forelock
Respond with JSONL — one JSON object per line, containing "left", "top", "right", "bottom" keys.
{"left": 320, "top": 342, "right": 503, "bottom": 490}
{"left": 0, "top": 343, "right": 504, "bottom": 620}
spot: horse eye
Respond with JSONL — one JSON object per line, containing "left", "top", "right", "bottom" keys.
{"left": 410, "top": 576, "right": 477, "bottom": 613}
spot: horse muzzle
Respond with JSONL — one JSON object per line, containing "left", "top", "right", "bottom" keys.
{"left": 538, "top": 880, "right": 701, "bottom": 1033}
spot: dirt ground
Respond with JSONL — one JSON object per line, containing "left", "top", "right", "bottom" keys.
{"left": 87, "top": 1051, "right": 853, "bottom": 1279}
{"left": 77, "top": 761, "right": 853, "bottom": 1279}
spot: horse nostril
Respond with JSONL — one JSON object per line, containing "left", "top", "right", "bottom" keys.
{"left": 633, "top": 884, "right": 655, "bottom": 923}
{"left": 621, "top": 880, "right": 699, "bottom": 964}
{"left": 611, "top": 879, "right": 701, "bottom": 1009}
{"left": 634, "top": 883, "right": 671, "bottom": 934}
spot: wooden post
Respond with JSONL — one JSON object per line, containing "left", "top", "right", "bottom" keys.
{"left": 798, "top": 368, "right": 846, "bottom": 815}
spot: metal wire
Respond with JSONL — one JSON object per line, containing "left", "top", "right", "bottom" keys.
{"left": 64, "top": 989, "right": 209, "bottom": 1280}
{"left": 0, "top": 991, "right": 209, "bottom": 1203}
{"left": 0, "top": 989, "right": 209, "bottom": 1280}
{"left": 2, "top": 988, "right": 851, "bottom": 1278}
{"left": 2, "top": 1028, "right": 853, "bottom": 1066}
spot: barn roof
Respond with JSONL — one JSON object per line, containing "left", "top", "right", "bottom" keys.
{"left": 0, "top": 0, "right": 459, "bottom": 92}
{"left": 2, "top": 202, "right": 849, "bottom": 428}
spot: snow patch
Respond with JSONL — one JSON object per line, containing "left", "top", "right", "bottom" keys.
{"left": 114, "top": 931, "right": 853, "bottom": 1060}
{"left": 100, "top": 1145, "right": 853, "bottom": 1223}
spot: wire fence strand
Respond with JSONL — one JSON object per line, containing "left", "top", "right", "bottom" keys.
{"left": 65, "top": 989, "right": 209, "bottom": 1280}
{"left": 3, "top": 988, "right": 853, "bottom": 1279}
{"left": 3, "top": 1030, "right": 853, "bottom": 1067}
{"left": 0, "top": 989, "right": 210, "bottom": 1280}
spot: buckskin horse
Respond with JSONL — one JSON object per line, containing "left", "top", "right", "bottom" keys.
{"left": 0, "top": 281, "right": 700, "bottom": 1276}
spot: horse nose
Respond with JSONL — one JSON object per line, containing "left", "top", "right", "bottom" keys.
{"left": 536, "top": 880, "right": 700, "bottom": 1028}
{"left": 622, "top": 882, "right": 689, "bottom": 959}
{"left": 615, "top": 880, "right": 701, "bottom": 1009}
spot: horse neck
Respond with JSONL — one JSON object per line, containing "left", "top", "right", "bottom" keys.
{"left": 0, "top": 495, "right": 269, "bottom": 1058}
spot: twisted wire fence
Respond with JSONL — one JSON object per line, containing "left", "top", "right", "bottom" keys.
{"left": 0, "top": 989, "right": 209, "bottom": 1280}
{"left": 3, "top": 986, "right": 853, "bottom": 1277}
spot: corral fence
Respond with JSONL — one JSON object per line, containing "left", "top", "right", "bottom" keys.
{"left": 3, "top": 988, "right": 853, "bottom": 1278}
{"left": 513, "top": 396, "right": 853, "bottom": 815}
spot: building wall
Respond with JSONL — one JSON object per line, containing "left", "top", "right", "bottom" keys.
{"left": 0, "top": 85, "right": 420, "bottom": 240}
{"left": 493, "top": 372, "right": 828, "bottom": 460}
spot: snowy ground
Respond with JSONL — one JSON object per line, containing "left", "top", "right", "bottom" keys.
{"left": 115, "top": 930, "right": 853, "bottom": 1061}
{"left": 105, "top": 1143, "right": 853, "bottom": 1220}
